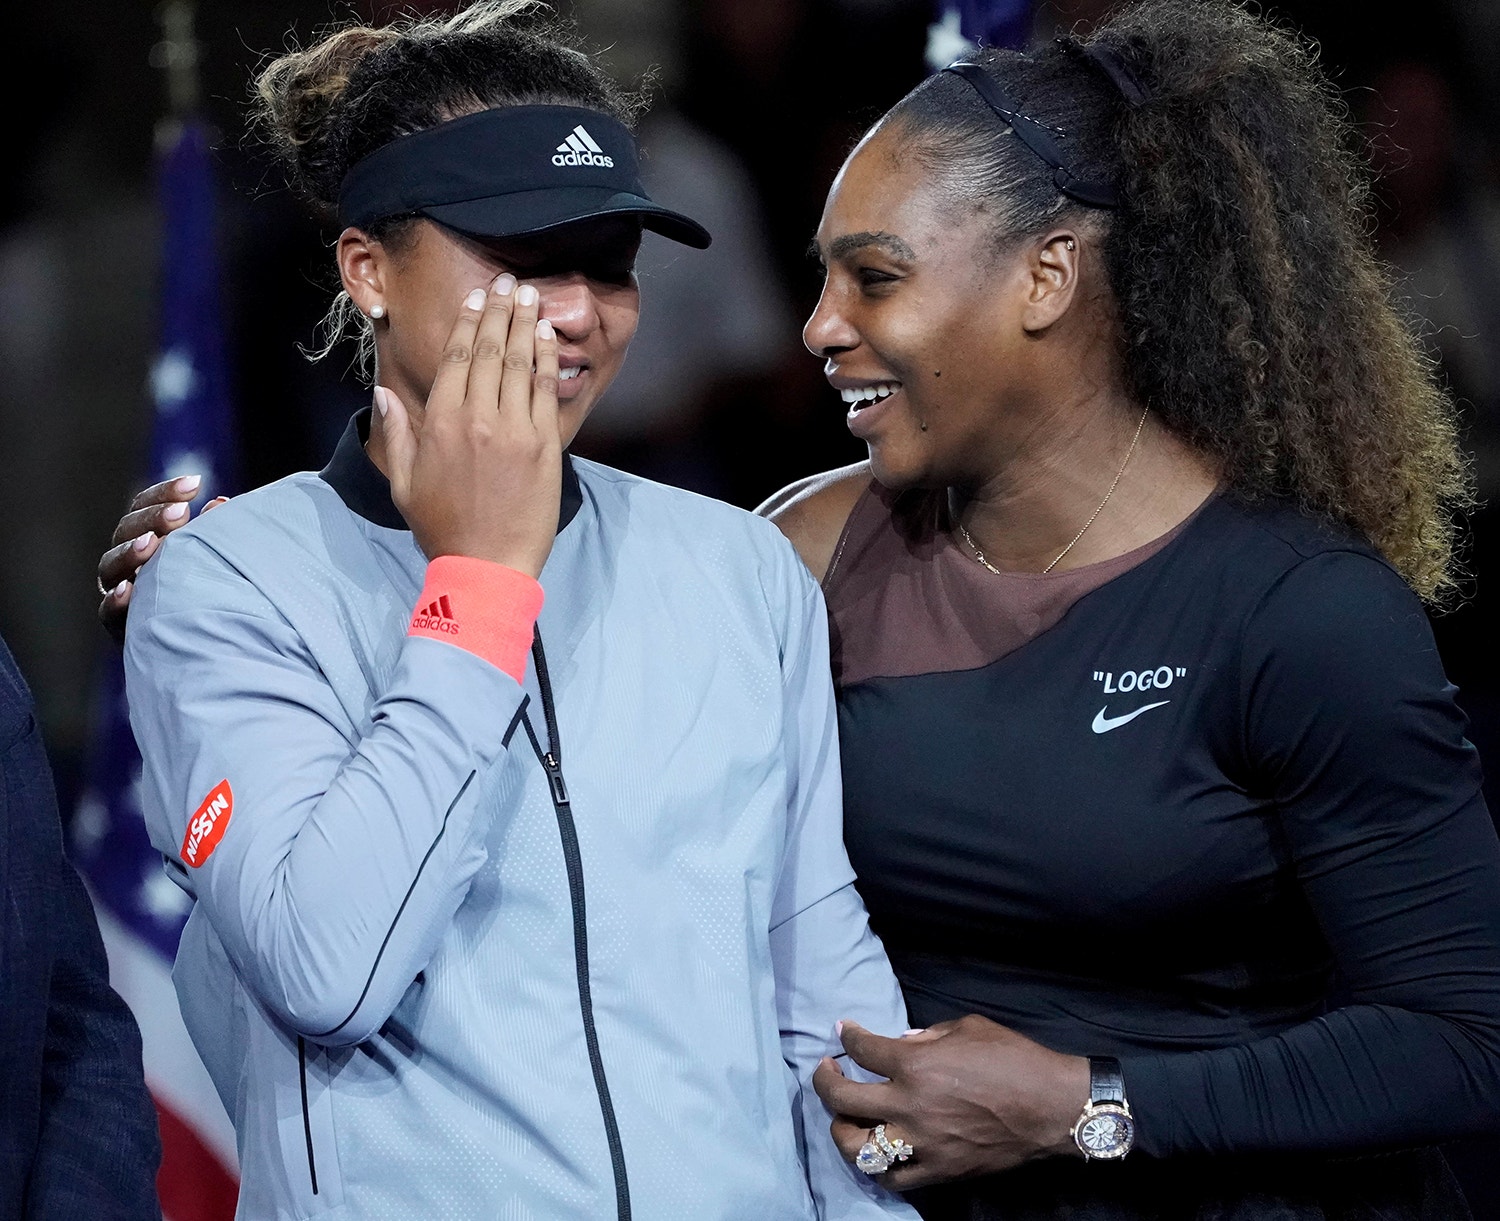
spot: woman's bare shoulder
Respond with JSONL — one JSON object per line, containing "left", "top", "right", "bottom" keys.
{"left": 754, "top": 461, "right": 873, "bottom": 584}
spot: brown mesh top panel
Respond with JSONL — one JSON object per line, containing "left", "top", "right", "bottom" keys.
{"left": 822, "top": 481, "right": 1200, "bottom": 688}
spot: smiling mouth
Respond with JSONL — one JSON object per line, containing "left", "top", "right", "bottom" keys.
{"left": 840, "top": 381, "right": 902, "bottom": 413}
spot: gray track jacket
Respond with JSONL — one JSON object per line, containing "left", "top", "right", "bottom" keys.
{"left": 123, "top": 413, "right": 916, "bottom": 1220}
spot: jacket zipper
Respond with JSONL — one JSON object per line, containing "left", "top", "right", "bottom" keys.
{"left": 525, "top": 628, "right": 632, "bottom": 1221}
{"left": 298, "top": 1036, "right": 319, "bottom": 1196}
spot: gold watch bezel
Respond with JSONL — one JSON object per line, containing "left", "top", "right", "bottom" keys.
{"left": 1070, "top": 1100, "right": 1135, "bottom": 1160}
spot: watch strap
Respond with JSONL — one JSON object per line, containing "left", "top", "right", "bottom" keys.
{"left": 1089, "top": 1056, "right": 1125, "bottom": 1106}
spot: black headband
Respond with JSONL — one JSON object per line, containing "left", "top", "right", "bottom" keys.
{"left": 944, "top": 62, "right": 1120, "bottom": 209}
{"left": 337, "top": 104, "right": 711, "bottom": 248}
{"left": 1057, "top": 37, "right": 1152, "bottom": 109}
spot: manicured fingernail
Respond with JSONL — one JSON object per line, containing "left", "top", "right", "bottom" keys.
{"left": 174, "top": 475, "right": 201, "bottom": 494}
{"left": 835, "top": 1020, "right": 844, "bottom": 1037}
{"left": 374, "top": 386, "right": 388, "bottom": 417}
{"left": 465, "top": 288, "right": 487, "bottom": 310}
{"left": 113, "top": 581, "right": 129, "bottom": 597}
{"left": 132, "top": 532, "right": 153, "bottom": 551}
{"left": 516, "top": 284, "right": 538, "bottom": 307}
{"left": 536, "top": 318, "right": 554, "bottom": 340}
{"left": 163, "top": 503, "right": 187, "bottom": 521}
{"left": 493, "top": 273, "right": 516, "bottom": 296}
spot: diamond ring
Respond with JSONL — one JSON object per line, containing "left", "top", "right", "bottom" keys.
{"left": 855, "top": 1123, "right": 914, "bottom": 1175}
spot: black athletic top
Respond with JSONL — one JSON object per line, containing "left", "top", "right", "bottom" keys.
{"left": 826, "top": 484, "right": 1500, "bottom": 1216}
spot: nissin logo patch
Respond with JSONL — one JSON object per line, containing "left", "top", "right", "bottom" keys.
{"left": 182, "top": 779, "right": 233, "bottom": 867}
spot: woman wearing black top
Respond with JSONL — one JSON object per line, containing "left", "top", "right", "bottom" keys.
{"left": 98, "top": 0, "right": 1500, "bottom": 1215}
{"left": 762, "top": 0, "right": 1500, "bottom": 1215}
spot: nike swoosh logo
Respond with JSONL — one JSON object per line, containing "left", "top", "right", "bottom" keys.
{"left": 1092, "top": 701, "right": 1170, "bottom": 734}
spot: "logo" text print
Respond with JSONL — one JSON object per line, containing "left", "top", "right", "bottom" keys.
{"left": 1093, "top": 666, "right": 1187, "bottom": 694}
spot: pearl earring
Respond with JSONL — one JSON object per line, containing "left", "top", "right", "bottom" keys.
{"left": 369, "top": 304, "right": 386, "bottom": 319}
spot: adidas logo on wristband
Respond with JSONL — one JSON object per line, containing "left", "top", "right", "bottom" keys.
{"left": 411, "top": 594, "right": 460, "bottom": 636}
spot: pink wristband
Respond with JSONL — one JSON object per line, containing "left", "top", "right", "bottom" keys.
{"left": 407, "top": 556, "right": 544, "bottom": 682}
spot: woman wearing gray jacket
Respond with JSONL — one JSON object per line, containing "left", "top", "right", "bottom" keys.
{"left": 106, "top": 3, "right": 914, "bottom": 1218}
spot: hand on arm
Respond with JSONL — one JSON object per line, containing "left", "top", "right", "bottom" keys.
{"left": 814, "top": 1015, "right": 1087, "bottom": 1190}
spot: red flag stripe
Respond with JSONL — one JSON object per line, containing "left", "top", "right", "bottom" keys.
{"left": 154, "top": 1096, "right": 239, "bottom": 1221}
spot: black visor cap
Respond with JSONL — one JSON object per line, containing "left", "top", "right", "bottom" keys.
{"left": 422, "top": 185, "right": 710, "bottom": 249}
{"left": 337, "top": 106, "right": 712, "bottom": 249}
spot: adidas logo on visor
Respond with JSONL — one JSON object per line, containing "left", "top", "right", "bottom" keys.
{"left": 552, "top": 124, "right": 615, "bottom": 168}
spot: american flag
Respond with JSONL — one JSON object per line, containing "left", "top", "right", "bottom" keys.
{"left": 71, "top": 113, "right": 240, "bottom": 1221}
{"left": 926, "top": 0, "right": 1035, "bottom": 71}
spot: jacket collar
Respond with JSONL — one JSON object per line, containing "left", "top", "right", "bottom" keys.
{"left": 319, "top": 407, "right": 582, "bottom": 534}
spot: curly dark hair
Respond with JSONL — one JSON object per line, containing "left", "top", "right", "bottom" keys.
{"left": 885, "top": 0, "right": 1470, "bottom": 602}
{"left": 249, "top": 0, "right": 643, "bottom": 373}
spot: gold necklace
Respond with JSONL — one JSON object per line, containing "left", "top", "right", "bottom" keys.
{"left": 956, "top": 403, "right": 1150, "bottom": 575}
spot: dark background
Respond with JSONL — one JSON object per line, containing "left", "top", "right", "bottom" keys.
{"left": 3, "top": 0, "right": 1499, "bottom": 1210}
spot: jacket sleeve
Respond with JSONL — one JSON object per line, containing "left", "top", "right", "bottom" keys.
{"left": 27, "top": 853, "right": 164, "bottom": 1221}
{"left": 1120, "top": 550, "right": 1500, "bottom": 1156}
{"left": 124, "top": 532, "right": 535, "bottom": 1046}
{"left": 0, "top": 636, "right": 161, "bottom": 1220}
{"left": 767, "top": 567, "right": 919, "bottom": 1219}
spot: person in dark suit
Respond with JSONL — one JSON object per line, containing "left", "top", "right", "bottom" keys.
{"left": 1, "top": 632, "right": 162, "bottom": 1220}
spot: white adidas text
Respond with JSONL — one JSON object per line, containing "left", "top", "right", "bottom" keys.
{"left": 553, "top": 124, "right": 614, "bottom": 168}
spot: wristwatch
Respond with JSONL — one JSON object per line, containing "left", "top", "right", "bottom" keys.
{"left": 1070, "top": 1056, "right": 1135, "bottom": 1160}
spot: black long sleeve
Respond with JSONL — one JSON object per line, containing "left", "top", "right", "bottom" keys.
{"left": 837, "top": 491, "right": 1500, "bottom": 1180}
{"left": 1122, "top": 550, "right": 1500, "bottom": 1156}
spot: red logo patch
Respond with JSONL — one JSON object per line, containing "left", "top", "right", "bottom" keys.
{"left": 182, "top": 779, "right": 233, "bottom": 867}
{"left": 410, "top": 593, "right": 461, "bottom": 636}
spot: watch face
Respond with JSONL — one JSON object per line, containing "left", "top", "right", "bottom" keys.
{"left": 1076, "top": 1107, "right": 1134, "bottom": 1159}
